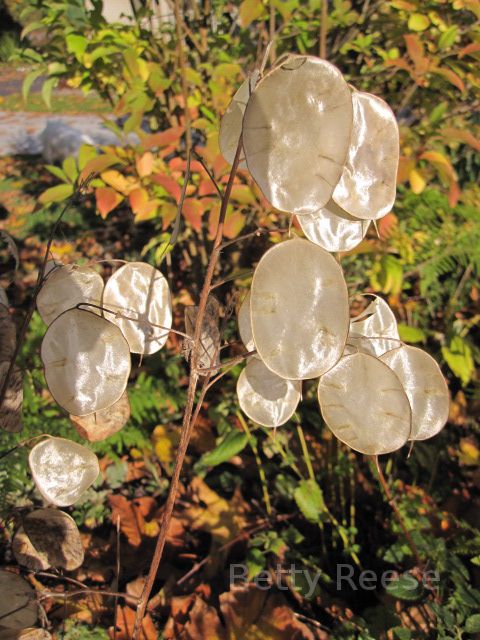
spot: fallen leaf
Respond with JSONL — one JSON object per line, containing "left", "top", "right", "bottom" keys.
{"left": 108, "top": 605, "right": 157, "bottom": 640}
{"left": 109, "top": 495, "right": 157, "bottom": 547}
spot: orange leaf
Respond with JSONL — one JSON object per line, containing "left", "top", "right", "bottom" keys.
{"left": 101, "top": 169, "right": 138, "bottom": 195}
{"left": 109, "top": 606, "right": 157, "bottom": 640}
{"left": 430, "top": 67, "right": 465, "bottom": 92}
{"left": 95, "top": 187, "right": 123, "bottom": 218}
{"left": 378, "top": 212, "right": 398, "bottom": 239}
{"left": 397, "top": 157, "right": 415, "bottom": 183}
{"left": 108, "top": 495, "right": 156, "bottom": 547}
{"left": 183, "top": 198, "right": 204, "bottom": 232}
{"left": 129, "top": 188, "right": 159, "bottom": 220}
{"left": 136, "top": 151, "right": 154, "bottom": 177}
{"left": 161, "top": 202, "right": 179, "bottom": 230}
{"left": 441, "top": 127, "right": 480, "bottom": 152}
{"left": 141, "top": 126, "right": 184, "bottom": 151}
{"left": 404, "top": 34, "right": 429, "bottom": 74}
{"left": 198, "top": 179, "right": 219, "bottom": 197}
{"left": 459, "top": 42, "right": 480, "bottom": 58}
{"left": 152, "top": 174, "right": 182, "bottom": 201}
{"left": 168, "top": 157, "right": 204, "bottom": 173}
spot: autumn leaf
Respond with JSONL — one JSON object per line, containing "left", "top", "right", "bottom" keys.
{"left": 79, "top": 153, "right": 122, "bottom": 182}
{"left": 109, "top": 606, "right": 157, "bottom": 640}
{"left": 152, "top": 174, "right": 182, "bottom": 201}
{"left": 136, "top": 151, "right": 154, "bottom": 177}
{"left": 95, "top": 187, "right": 124, "bottom": 218}
{"left": 183, "top": 198, "right": 205, "bottom": 233}
{"left": 408, "top": 168, "right": 426, "bottom": 194}
{"left": 108, "top": 495, "right": 157, "bottom": 547}
{"left": 141, "top": 126, "right": 184, "bottom": 151}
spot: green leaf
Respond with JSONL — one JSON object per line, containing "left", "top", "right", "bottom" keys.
{"left": 391, "top": 628, "right": 413, "bottom": 640}
{"left": 438, "top": 26, "right": 458, "bottom": 50}
{"left": 20, "top": 22, "right": 44, "bottom": 39}
{"left": 408, "top": 13, "right": 430, "bottom": 31}
{"left": 199, "top": 431, "right": 248, "bottom": 467}
{"left": 39, "top": 183, "right": 74, "bottom": 204}
{"left": 429, "top": 101, "right": 448, "bottom": 125}
{"left": 294, "top": 479, "right": 326, "bottom": 523}
{"left": 62, "top": 156, "right": 78, "bottom": 184}
{"left": 466, "top": 614, "right": 480, "bottom": 633}
{"left": 41, "top": 77, "right": 58, "bottom": 110}
{"left": 78, "top": 145, "right": 97, "bottom": 172}
{"left": 398, "top": 324, "right": 426, "bottom": 343}
{"left": 22, "top": 69, "right": 43, "bottom": 103}
{"left": 66, "top": 33, "right": 88, "bottom": 58}
{"left": 45, "top": 165, "right": 68, "bottom": 182}
{"left": 386, "top": 573, "right": 424, "bottom": 602}
{"left": 441, "top": 336, "right": 474, "bottom": 386}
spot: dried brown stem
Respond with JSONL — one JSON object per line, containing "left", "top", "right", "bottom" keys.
{"left": 319, "top": 0, "right": 328, "bottom": 59}
{"left": 173, "top": 0, "right": 192, "bottom": 153}
{"left": 132, "top": 135, "right": 244, "bottom": 638}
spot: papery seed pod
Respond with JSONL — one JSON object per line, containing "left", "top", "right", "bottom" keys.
{"left": 237, "top": 357, "right": 301, "bottom": 427}
{"left": 103, "top": 261, "right": 172, "bottom": 355}
{"left": 297, "top": 200, "right": 370, "bottom": 253}
{"left": 318, "top": 353, "right": 411, "bottom": 455}
{"left": 251, "top": 238, "right": 349, "bottom": 380}
{"left": 0, "top": 286, "right": 8, "bottom": 307}
{"left": 41, "top": 309, "right": 131, "bottom": 415}
{"left": 219, "top": 72, "right": 259, "bottom": 168}
{"left": 0, "top": 569, "right": 37, "bottom": 630}
{"left": 348, "top": 294, "right": 400, "bottom": 357}
{"left": 0, "top": 362, "right": 23, "bottom": 433}
{"left": 0, "top": 303, "right": 16, "bottom": 363}
{"left": 333, "top": 90, "right": 399, "bottom": 220}
{"left": 237, "top": 290, "right": 255, "bottom": 353}
{"left": 70, "top": 391, "right": 130, "bottom": 442}
{"left": 29, "top": 437, "right": 100, "bottom": 507}
{"left": 380, "top": 346, "right": 449, "bottom": 441}
{"left": 36, "top": 264, "right": 104, "bottom": 325}
{"left": 242, "top": 55, "right": 353, "bottom": 214}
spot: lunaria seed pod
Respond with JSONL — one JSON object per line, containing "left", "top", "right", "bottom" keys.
{"left": 380, "top": 345, "right": 449, "bottom": 441}
{"left": 29, "top": 437, "right": 99, "bottom": 506}
{"left": 41, "top": 309, "right": 131, "bottom": 415}
{"left": 36, "top": 264, "right": 104, "bottom": 325}
{"left": 348, "top": 294, "right": 400, "bottom": 357}
{"left": 318, "top": 352, "right": 411, "bottom": 455}
{"left": 102, "top": 261, "right": 172, "bottom": 355}
{"left": 70, "top": 390, "right": 131, "bottom": 442}
{"left": 250, "top": 238, "right": 349, "bottom": 380}
{"left": 333, "top": 90, "right": 399, "bottom": 220}
{"left": 237, "top": 357, "right": 301, "bottom": 427}
{"left": 237, "top": 290, "right": 255, "bottom": 353}
{"left": 242, "top": 55, "right": 353, "bottom": 214}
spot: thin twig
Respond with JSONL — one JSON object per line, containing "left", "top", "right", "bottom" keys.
{"left": 192, "top": 151, "right": 223, "bottom": 198}
{"left": 319, "top": 0, "right": 328, "bottom": 59}
{"left": 173, "top": 0, "right": 192, "bottom": 153}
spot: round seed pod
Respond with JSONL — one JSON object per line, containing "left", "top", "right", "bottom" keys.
{"left": 41, "top": 309, "right": 131, "bottom": 415}
{"left": 219, "top": 72, "right": 259, "bottom": 169}
{"left": 29, "top": 437, "right": 99, "bottom": 507}
{"left": 242, "top": 55, "right": 353, "bottom": 215}
{"left": 37, "top": 264, "right": 104, "bottom": 326}
{"left": 251, "top": 238, "right": 349, "bottom": 380}
{"left": 70, "top": 391, "right": 131, "bottom": 442}
{"left": 297, "top": 200, "right": 370, "bottom": 253}
{"left": 0, "top": 569, "right": 37, "bottom": 630}
{"left": 0, "top": 286, "right": 8, "bottom": 307}
{"left": 237, "top": 357, "right": 301, "bottom": 427}
{"left": 237, "top": 290, "right": 255, "bottom": 352}
{"left": 380, "top": 346, "right": 449, "bottom": 441}
{"left": 103, "top": 262, "right": 172, "bottom": 355}
{"left": 348, "top": 294, "right": 400, "bottom": 357}
{"left": 333, "top": 90, "right": 399, "bottom": 220}
{"left": 318, "top": 353, "right": 411, "bottom": 455}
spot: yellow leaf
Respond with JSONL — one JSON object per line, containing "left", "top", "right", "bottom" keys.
{"left": 409, "top": 168, "right": 426, "bottom": 194}
{"left": 459, "top": 439, "right": 479, "bottom": 466}
{"left": 408, "top": 13, "right": 430, "bottom": 31}
{"left": 239, "top": 0, "right": 265, "bottom": 27}
{"left": 152, "top": 424, "right": 180, "bottom": 465}
{"left": 100, "top": 170, "right": 138, "bottom": 195}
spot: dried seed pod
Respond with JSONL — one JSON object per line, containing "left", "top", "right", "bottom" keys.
{"left": 297, "top": 200, "right": 370, "bottom": 253}
{"left": 243, "top": 55, "right": 353, "bottom": 214}
{"left": 70, "top": 390, "right": 131, "bottom": 442}
{"left": 0, "top": 286, "right": 8, "bottom": 307}
{"left": 333, "top": 90, "right": 399, "bottom": 220}
{"left": 29, "top": 437, "right": 99, "bottom": 506}
{"left": 184, "top": 296, "right": 221, "bottom": 375}
{"left": 36, "top": 264, "right": 104, "bottom": 325}
{"left": 237, "top": 357, "right": 301, "bottom": 427}
{"left": 103, "top": 262, "right": 172, "bottom": 355}
{"left": 41, "top": 309, "right": 131, "bottom": 415}
{"left": 12, "top": 527, "right": 50, "bottom": 572}
{"left": 0, "top": 362, "right": 23, "bottom": 433}
{"left": 0, "top": 569, "right": 37, "bottom": 630}
{"left": 348, "top": 294, "right": 400, "bottom": 357}
{"left": 318, "top": 353, "right": 411, "bottom": 455}
{"left": 219, "top": 72, "right": 259, "bottom": 168}
{"left": 1, "top": 629, "right": 52, "bottom": 639}
{"left": 0, "top": 303, "right": 16, "bottom": 363}
{"left": 251, "top": 238, "right": 349, "bottom": 380}
{"left": 237, "top": 290, "right": 255, "bottom": 352}
{"left": 380, "top": 346, "right": 449, "bottom": 441}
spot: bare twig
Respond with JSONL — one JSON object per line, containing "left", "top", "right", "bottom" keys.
{"left": 319, "top": 0, "right": 328, "bottom": 59}
{"left": 173, "top": 0, "right": 192, "bottom": 153}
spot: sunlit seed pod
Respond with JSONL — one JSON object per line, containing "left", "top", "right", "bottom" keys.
{"left": 237, "top": 290, "right": 255, "bottom": 352}
{"left": 41, "top": 309, "right": 131, "bottom": 415}
{"left": 103, "top": 261, "right": 172, "bottom": 355}
{"left": 318, "top": 353, "right": 411, "bottom": 455}
{"left": 251, "top": 238, "right": 349, "bottom": 380}
{"left": 297, "top": 200, "right": 370, "bottom": 253}
{"left": 348, "top": 294, "right": 400, "bottom": 357}
{"left": 237, "top": 357, "right": 301, "bottom": 428}
{"left": 70, "top": 391, "right": 131, "bottom": 442}
{"left": 36, "top": 264, "right": 104, "bottom": 326}
{"left": 380, "top": 346, "right": 449, "bottom": 441}
{"left": 24, "top": 508, "right": 84, "bottom": 570}
{"left": 0, "top": 569, "right": 37, "bottom": 630}
{"left": 219, "top": 72, "right": 259, "bottom": 169}
{"left": 242, "top": 55, "right": 353, "bottom": 215}
{"left": 29, "top": 437, "right": 99, "bottom": 506}
{"left": 0, "top": 362, "right": 23, "bottom": 433}
{"left": 333, "top": 90, "right": 399, "bottom": 220}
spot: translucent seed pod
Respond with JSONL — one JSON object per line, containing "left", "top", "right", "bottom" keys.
{"left": 237, "top": 290, "right": 255, "bottom": 352}
{"left": 348, "top": 294, "right": 400, "bottom": 357}
{"left": 29, "top": 437, "right": 100, "bottom": 507}
{"left": 219, "top": 72, "right": 259, "bottom": 169}
{"left": 242, "top": 55, "right": 353, "bottom": 214}
{"left": 297, "top": 200, "right": 370, "bottom": 253}
{"left": 380, "top": 345, "right": 450, "bottom": 441}
{"left": 70, "top": 391, "right": 131, "bottom": 442}
{"left": 103, "top": 261, "right": 172, "bottom": 355}
{"left": 36, "top": 264, "right": 104, "bottom": 325}
{"left": 41, "top": 309, "right": 131, "bottom": 415}
{"left": 318, "top": 353, "right": 411, "bottom": 455}
{"left": 251, "top": 238, "right": 349, "bottom": 380}
{"left": 333, "top": 90, "right": 399, "bottom": 220}
{"left": 237, "top": 357, "right": 301, "bottom": 427}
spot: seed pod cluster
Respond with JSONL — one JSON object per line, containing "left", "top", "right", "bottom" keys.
{"left": 225, "top": 56, "right": 449, "bottom": 450}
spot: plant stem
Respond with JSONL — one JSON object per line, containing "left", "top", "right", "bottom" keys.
{"left": 132, "top": 136, "right": 244, "bottom": 638}
{"left": 319, "top": 0, "right": 328, "bottom": 59}
{"left": 173, "top": 0, "right": 192, "bottom": 153}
